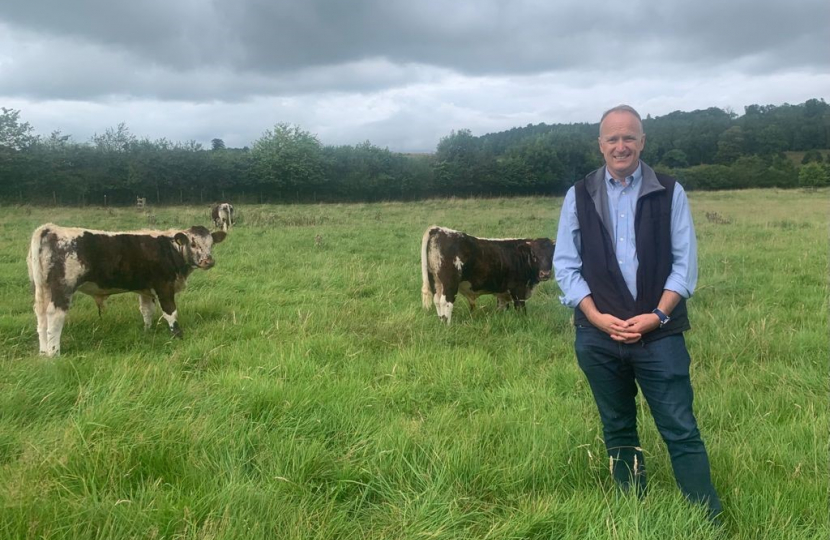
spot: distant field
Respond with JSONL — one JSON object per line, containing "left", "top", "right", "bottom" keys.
{"left": 0, "top": 190, "right": 826, "bottom": 540}
{"left": 784, "top": 149, "right": 829, "bottom": 165}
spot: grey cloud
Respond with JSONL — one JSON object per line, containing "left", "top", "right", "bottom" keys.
{"left": 2, "top": 0, "right": 827, "bottom": 92}
{"left": 6, "top": 69, "right": 829, "bottom": 153}
{"left": 1, "top": 0, "right": 827, "bottom": 152}
{"left": 0, "top": 23, "right": 453, "bottom": 100}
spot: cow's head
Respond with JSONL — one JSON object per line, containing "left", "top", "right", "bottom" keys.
{"left": 518, "top": 238, "right": 556, "bottom": 282}
{"left": 174, "top": 226, "right": 226, "bottom": 269}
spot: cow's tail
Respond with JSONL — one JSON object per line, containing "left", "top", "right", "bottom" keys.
{"left": 27, "top": 224, "right": 50, "bottom": 295}
{"left": 421, "top": 226, "right": 435, "bottom": 309}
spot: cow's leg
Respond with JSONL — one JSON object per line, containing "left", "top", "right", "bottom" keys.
{"left": 93, "top": 295, "right": 106, "bottom": 317}
{"left": 33, "top": 285, "right": 49, "bottom": 354}
{"left": 435, "top": 269, "right": 459, "bottom": 325}
{"left": 155, "top": 285, "right": 182, "bottom": 338}
{"left": 465, "top": 295, "right": 477, "bottom": 313}
{"left": 496, "top": 293, "right": 512, "bottom": 311}
{"left": 438, "top": 294, "right": 455, "bottom": 324}
{"left": 138, "top": 294, "right": 156, "bottom": 330}
{"left": 432, "top": 281, "right": 445, "bottom": 321}
{"left": 433, "top": 285, "right": 455, "bottom": 323}
{"left": 43, "top": 283, "right": 73, "bottom": 357}
{"left": 458, "top": 282, "right": 477, "bottom": 314}
{"left": 510, "top": 288, "right": 528, "bottom": 314}
{"left": 45, "top": 301, "right": 68, "bottom": 357}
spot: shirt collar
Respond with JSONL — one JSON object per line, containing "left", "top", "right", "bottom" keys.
{"left": 605, "top": 162, "right": 643, "bottom": 188}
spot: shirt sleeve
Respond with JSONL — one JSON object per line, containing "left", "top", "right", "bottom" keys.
{"left": 663, "top": 183, "right": 698, "bottom": 298}
{"left": 553, "top": 187, "right": 592, "bottom": 308}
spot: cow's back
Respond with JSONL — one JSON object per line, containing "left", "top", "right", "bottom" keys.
{"left": 30, "top": 224, "right": 185, "bottom": 294}
{"left": 73, "top": 231, "right": 184, "bottom": 291}
{"left": 426, "top": 227, "right": 517, "bottom": 290}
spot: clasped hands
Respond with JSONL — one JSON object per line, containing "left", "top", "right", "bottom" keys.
{"left": 591, "top": 312, "right": 661, "bottom": 344}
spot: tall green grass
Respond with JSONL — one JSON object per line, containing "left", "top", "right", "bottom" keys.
{"left": 0, "top": 190, "right": 826, "bottom": 539}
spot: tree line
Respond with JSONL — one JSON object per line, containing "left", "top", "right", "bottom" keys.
{"left": 1, "top": 99, "right": 828, "bottom": 206}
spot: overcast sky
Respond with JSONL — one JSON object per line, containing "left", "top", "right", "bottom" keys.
{"left": 1, "top": 0, "right": 828, "bottom": 153}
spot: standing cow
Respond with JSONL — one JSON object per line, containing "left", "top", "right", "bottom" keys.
{"left": 211, "top": 202, "right": 235, "bottom": 232}
{"left": 27, "top": 223, "right": 226, "bottom": 357}
{"left": 421, "top": 226, "right": 555, "bottom": 324}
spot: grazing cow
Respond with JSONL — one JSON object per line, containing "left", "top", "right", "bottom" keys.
{"left": 211, "top": 202, "right": 235, "bottom": 232}
{"left": 27, "top": 223, "right": 226, "bottom": 357}
{"left": 420, "top": 226, "right": 555, "bottom": 324}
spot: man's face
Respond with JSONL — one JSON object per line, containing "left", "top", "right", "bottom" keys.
{"left": 598, "top": 111, "right": 646, "bottom": 180}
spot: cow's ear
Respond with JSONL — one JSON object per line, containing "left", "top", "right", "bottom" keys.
{"left": 174, "top": 232, "right": 189, "bottom": 246}
{"left": 517, "top": 242, "right": 532, "bottom": 256}
{"left": 212, "top": 231, "right": 227, "bottom": 244}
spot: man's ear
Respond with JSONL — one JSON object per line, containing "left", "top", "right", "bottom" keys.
{"left": 174, "top": 232, "right": 189, "bottom": 246}
{"left": 212, "top": 231, "right": 227, "bottom": 244}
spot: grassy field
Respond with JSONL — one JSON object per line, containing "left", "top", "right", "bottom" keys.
{"left": 0, "top": 190, "right": 826, "bottom": 539}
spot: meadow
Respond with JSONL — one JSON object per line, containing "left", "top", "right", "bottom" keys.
{"left": 0, "top": 189, "right": 826, "bottom": 539}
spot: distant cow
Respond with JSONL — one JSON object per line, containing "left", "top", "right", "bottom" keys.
{"left": 420, "top": 226, "right": 555, "bottom": 324}
{"left": 211, "top": 202, "right": 235, "bottom": 232}
{"left": 27, "top": 223, "right": 226, "bottom": 357}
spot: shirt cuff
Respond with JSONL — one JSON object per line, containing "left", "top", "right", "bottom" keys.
{"left": 559, "top": 282, "right": 592, "bottom": 309}
{"left": 663, "top": 277, "right": 691, "bottom": 299}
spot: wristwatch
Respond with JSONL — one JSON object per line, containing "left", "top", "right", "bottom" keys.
{"left": 652, "top": 308, "right": 671, "bottom": 328}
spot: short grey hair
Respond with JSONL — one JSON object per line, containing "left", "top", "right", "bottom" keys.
{"left": 599, "top": 105, "right": 643, "bottom": 134}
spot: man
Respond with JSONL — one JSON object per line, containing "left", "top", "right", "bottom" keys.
{"left": 553, "top": 105, "right": 722, "bottom": 520}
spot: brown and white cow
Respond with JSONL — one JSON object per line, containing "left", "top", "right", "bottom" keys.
{"left": 27, "top": 223, "right": 226, "bottom": 357}
{"left": 420, "top": 226, "right": 555, "bottom": 324}
{"left": 211, "top": 202, "right": 235, "bottom": 232}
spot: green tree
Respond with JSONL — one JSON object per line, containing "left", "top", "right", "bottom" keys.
{"left": 715, "top": 126, "right": 745, "bottom": 164}
{"left": 767, "top": 154, "right": 799, "bottom": 188}
{"left": 731, "top": 155, "right": 770, "bottom": 188}
{"left": 501, "top": 135, "right": 567, "bottom": 194}
{"left": 0, "top": 108, "right": 39, "bottom": 201}
{"left": 677, "top": 164, "right": 733, "bottom": 190}
{"left": 756, "top": 125, "right": 788, "bottom": 155}
{"left": 0, "top": 107, "right": 37, "bottom": 150}
{"left": 798, "top": 162, "right": 830, "bottom": 188}
{"left": 660, "top": 149, "right": 689, "bottom": 169}
{"left": 434, "top": 129, "right": 488, "bottom": 195}
{"left": 252, "top": 123, "right": 326, "bottom": 199}
{"left": 92, "top": 122, "right": 135, "bottom": 152}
